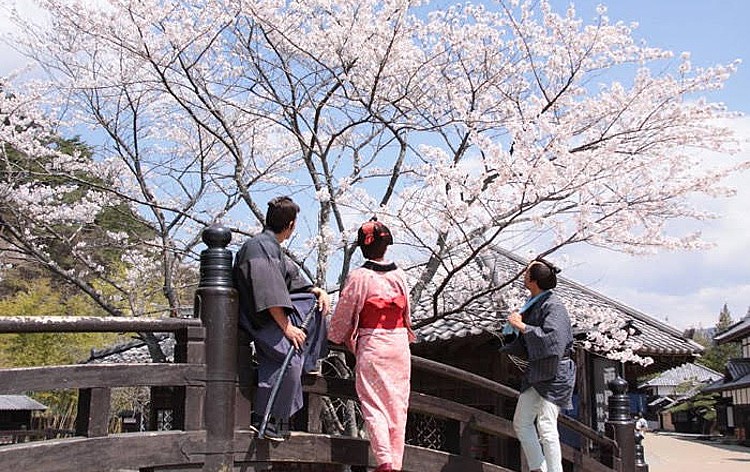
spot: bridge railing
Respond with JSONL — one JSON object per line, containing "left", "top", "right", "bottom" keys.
{"left": 0, "top": 315, "right": 206, "bottom": 438}
{"left": 297, "top": 347, "right": 622, "bottom": 472}
{"left": 0, "top": 225, "right": 637, "bottom": 472}
{"left": 0, "top": 319, "right": 623, "bottom": 472}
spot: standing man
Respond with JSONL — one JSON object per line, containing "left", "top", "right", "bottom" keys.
{"left": 232, "top": 196, "right": 330, "bottom": 441}
{"left": 500, "top": 258, "right": 575, "bottom": 472}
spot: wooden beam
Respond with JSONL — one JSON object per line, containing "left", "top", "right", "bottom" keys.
{"left": 0, "top": 431, "right": 515, "bottom": 472}
{"left": 0, "top": 316, "right": 201, "bottom": 333}
{"left": 0, "top": 364, "right": 204, "bottom": 393}
{"left": 75, "top": 387, "right": 111, "bottom": 438}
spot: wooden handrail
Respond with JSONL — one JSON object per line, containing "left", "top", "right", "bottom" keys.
{"left": 0, "top": 316, "right": 201, "bottom": 333}
{"left": 412, "top": 355, "right": 520, "bottom": 398}
{"left": 0, "top": 364, "right": 204, "bottom": 394}
{"left": 411, "top": 355, "right": 619, "bottom": 453}
{"left": 0, "top": 321, "right": 618, "bottom": 471}
{"left": 303, "top": 369, "right": 617, "bottom": 471}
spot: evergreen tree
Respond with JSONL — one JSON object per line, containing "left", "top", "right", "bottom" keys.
{"left": 696, "top": 304, "right": 741, "bottom": 373}
{"left": 0, "top": 277, "right": 126, "bottom": 429}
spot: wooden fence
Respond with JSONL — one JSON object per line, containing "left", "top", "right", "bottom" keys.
{"left": 0, "top": 225, "right": 642, "bottom": 472}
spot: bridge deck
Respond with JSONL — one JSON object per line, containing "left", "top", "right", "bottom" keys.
{"left": 0, "top": 430, "right": 514, "bottom": 472}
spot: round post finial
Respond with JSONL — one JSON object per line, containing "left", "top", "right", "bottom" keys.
{"left": 607, "top": 375, "right": 631, "bottom": 423}
{"left": 198, "top": 225, "right": 233, "bottom": 288}
{"left": 202, "top": 225, "right": 232, "bottom": 249}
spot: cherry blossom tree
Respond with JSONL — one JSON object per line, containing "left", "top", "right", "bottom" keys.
{"left": 3, "top": 0, "right": 748, "bottom": 362}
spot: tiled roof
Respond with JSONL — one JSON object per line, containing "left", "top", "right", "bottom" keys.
{"left": 726, "top": 358, "right": 750, "bottom": 380}
{"left": 0, "top": 395, "right": 47, "bottom": 411}
{"left": 638, "top": 363, "right": 722, "bottom": 388}
{"left": 85, "top": 334, "right": 174, "bottom": 364}
{"left": 703, "top": 359, "right": 750, "bottom": 393}
{"left": 716, "top": 373, "right": 750, "bottom": 391}
{"left": 413, "top": 248, "right": 704, "bottom": 358}
{"left": 714, "top": 314, "right": 750, "bottom": 345}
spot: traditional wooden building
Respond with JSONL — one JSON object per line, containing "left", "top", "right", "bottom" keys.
{"left": 409, "top": 249, "right": 703, "bottom": 464}
{"left": 639, "top": 363, "right": 723, "bottom": 432}
{"left": 0, "top": 395, "right": 47, "bottom": 430}
{"left": 0, "top": 395, "right": 47, "bottom": 444}
{"left": 703, "top": 313, "right": 750, "bottom": 445}
{"left": 639, "top": 362, "right": 722, "bottom": 398}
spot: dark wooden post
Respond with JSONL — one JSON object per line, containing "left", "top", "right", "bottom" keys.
{"left": 196, "top": 225, "right": 238, "bottom": 471}
{"left": 605, "top": 376, "right": 635, "bottom": 472}
{"left": 75, "top": 387, "right": 111, "bottom": 437}
{"left": 634, "top": 430, "right": 649, "bottom": 472}
{"left": 175, "top": 324, "right": 206, "bottom": 431}
{"left": 235, "top": 328, "right": 254, "bottom": 430}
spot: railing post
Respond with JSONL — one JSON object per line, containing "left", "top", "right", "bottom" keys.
{"left": 175, "top": 324, "right": 207, "bottom": 431}
{"left": 605, "top": 376, "right": 635, "bottom": 472}
{"left": 459, "top": 418, "right": 474, "bottom": 458}
{"left": 196, "top": 225, "right": 238, "bottom": 471}
{"left": 75, "top": 387, "right": 111, "bottom": 437}
{"left": 634, "top": 430, "right": 649, "bottom": 472}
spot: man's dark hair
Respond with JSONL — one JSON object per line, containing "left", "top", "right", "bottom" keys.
{"left": 265, "top": 196, "right": 300, "bottom": 233}
{"left": 528, "top": 257, "right": 561, "bottom": 290}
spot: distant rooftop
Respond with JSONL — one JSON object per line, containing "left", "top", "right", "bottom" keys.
{"left": 86, "top": 333, "right": 174, "bottom": 364}
{"left": 703, "top": 358, "right": 750, "bottom": 393}
{"left": 0, "top": 395, "right": 47, "bottom": 411}
{"left": 714, "top": 313, "right": 750, "bottom": 345}
{"left": 638, "top": 362, "right": 722, "bottom": 389}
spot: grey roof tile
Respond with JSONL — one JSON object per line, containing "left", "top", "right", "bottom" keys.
{"left": 726, "top": 358, "right": 750, "bottom": 381}
{"left": 703, "top": 367, "right": 750, "bottom": 393}
{"left": 638, "top": 363, "right": 722, "bottom": 388}
{"left": 714, "top": 315, "right": 750, "bottom": 344}
{"left": 413, "top": 248, "right": 704, "bottom": 357}
{"left": 85, "top": 334, "right": 175, "bottom": 364}
{"left": 0, "top": 395, "right": 47, "bottom": 411}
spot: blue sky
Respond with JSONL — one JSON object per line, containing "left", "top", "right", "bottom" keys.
{"left": 2, "top": 1, "right": 749, "bottom": 330}
{"left": 563, "top": 1, "right": 749, "bottom": 113}
{"left": 548, "top": 1, "right": 750, "bottom": 330}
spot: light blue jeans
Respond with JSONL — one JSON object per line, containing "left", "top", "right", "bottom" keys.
{"left": 513, "top": 387, "right": 562, "bottom": 472}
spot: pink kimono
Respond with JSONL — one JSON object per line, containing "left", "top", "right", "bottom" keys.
{"left": 329, "top": 261, "right": 416, "bottom": 471}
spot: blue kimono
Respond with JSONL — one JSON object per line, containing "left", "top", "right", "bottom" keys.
{"left": 501, "top": 292, "right": 576, "bottom": 409}
{"left": 232, "top": 229, "right": 327, "bottom": 420}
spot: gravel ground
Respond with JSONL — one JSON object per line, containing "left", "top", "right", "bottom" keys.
{"left": 642, "top": 431, "right": 750, "bottom": 472}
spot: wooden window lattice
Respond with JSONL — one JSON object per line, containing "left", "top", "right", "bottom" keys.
{"left": 406, "top": 412, "right": 448, "bottom": 451}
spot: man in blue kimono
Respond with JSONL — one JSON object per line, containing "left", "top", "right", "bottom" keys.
{"left": 233, "top": 196, "right": 330, "bottom": 441}
{"left": 501, "top": 258, "right": 575, "bottom": 472}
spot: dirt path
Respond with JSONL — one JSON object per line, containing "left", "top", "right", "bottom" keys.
{"left": 642, "top": 432, "right": 750, "bottom": 472}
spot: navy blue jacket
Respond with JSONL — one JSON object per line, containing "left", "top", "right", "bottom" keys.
{"left": 501, "top": 292, "right": 576, "bottom": 409}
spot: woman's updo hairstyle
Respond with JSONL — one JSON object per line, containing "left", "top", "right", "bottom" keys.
{"left": 357, "top": 217, "right": 393, "bottom": 260}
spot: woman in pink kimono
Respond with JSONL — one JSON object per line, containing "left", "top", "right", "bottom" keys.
{"left": 329, "top": 218, "right": 416, "bottom": 472}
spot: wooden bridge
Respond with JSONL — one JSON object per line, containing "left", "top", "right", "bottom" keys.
{"left": 0, "top": 227, "right": 645, "bottom": 472}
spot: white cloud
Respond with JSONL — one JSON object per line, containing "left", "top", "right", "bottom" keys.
{"left": 561, "top": 116, "right": 750, "bottom": 330}
{"left": 0, "top": 1, "right": 48, "bottom": 77}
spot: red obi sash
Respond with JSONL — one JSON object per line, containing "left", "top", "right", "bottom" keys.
{"left": 358, "top": 295, "right": 407, "bottom": 329}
